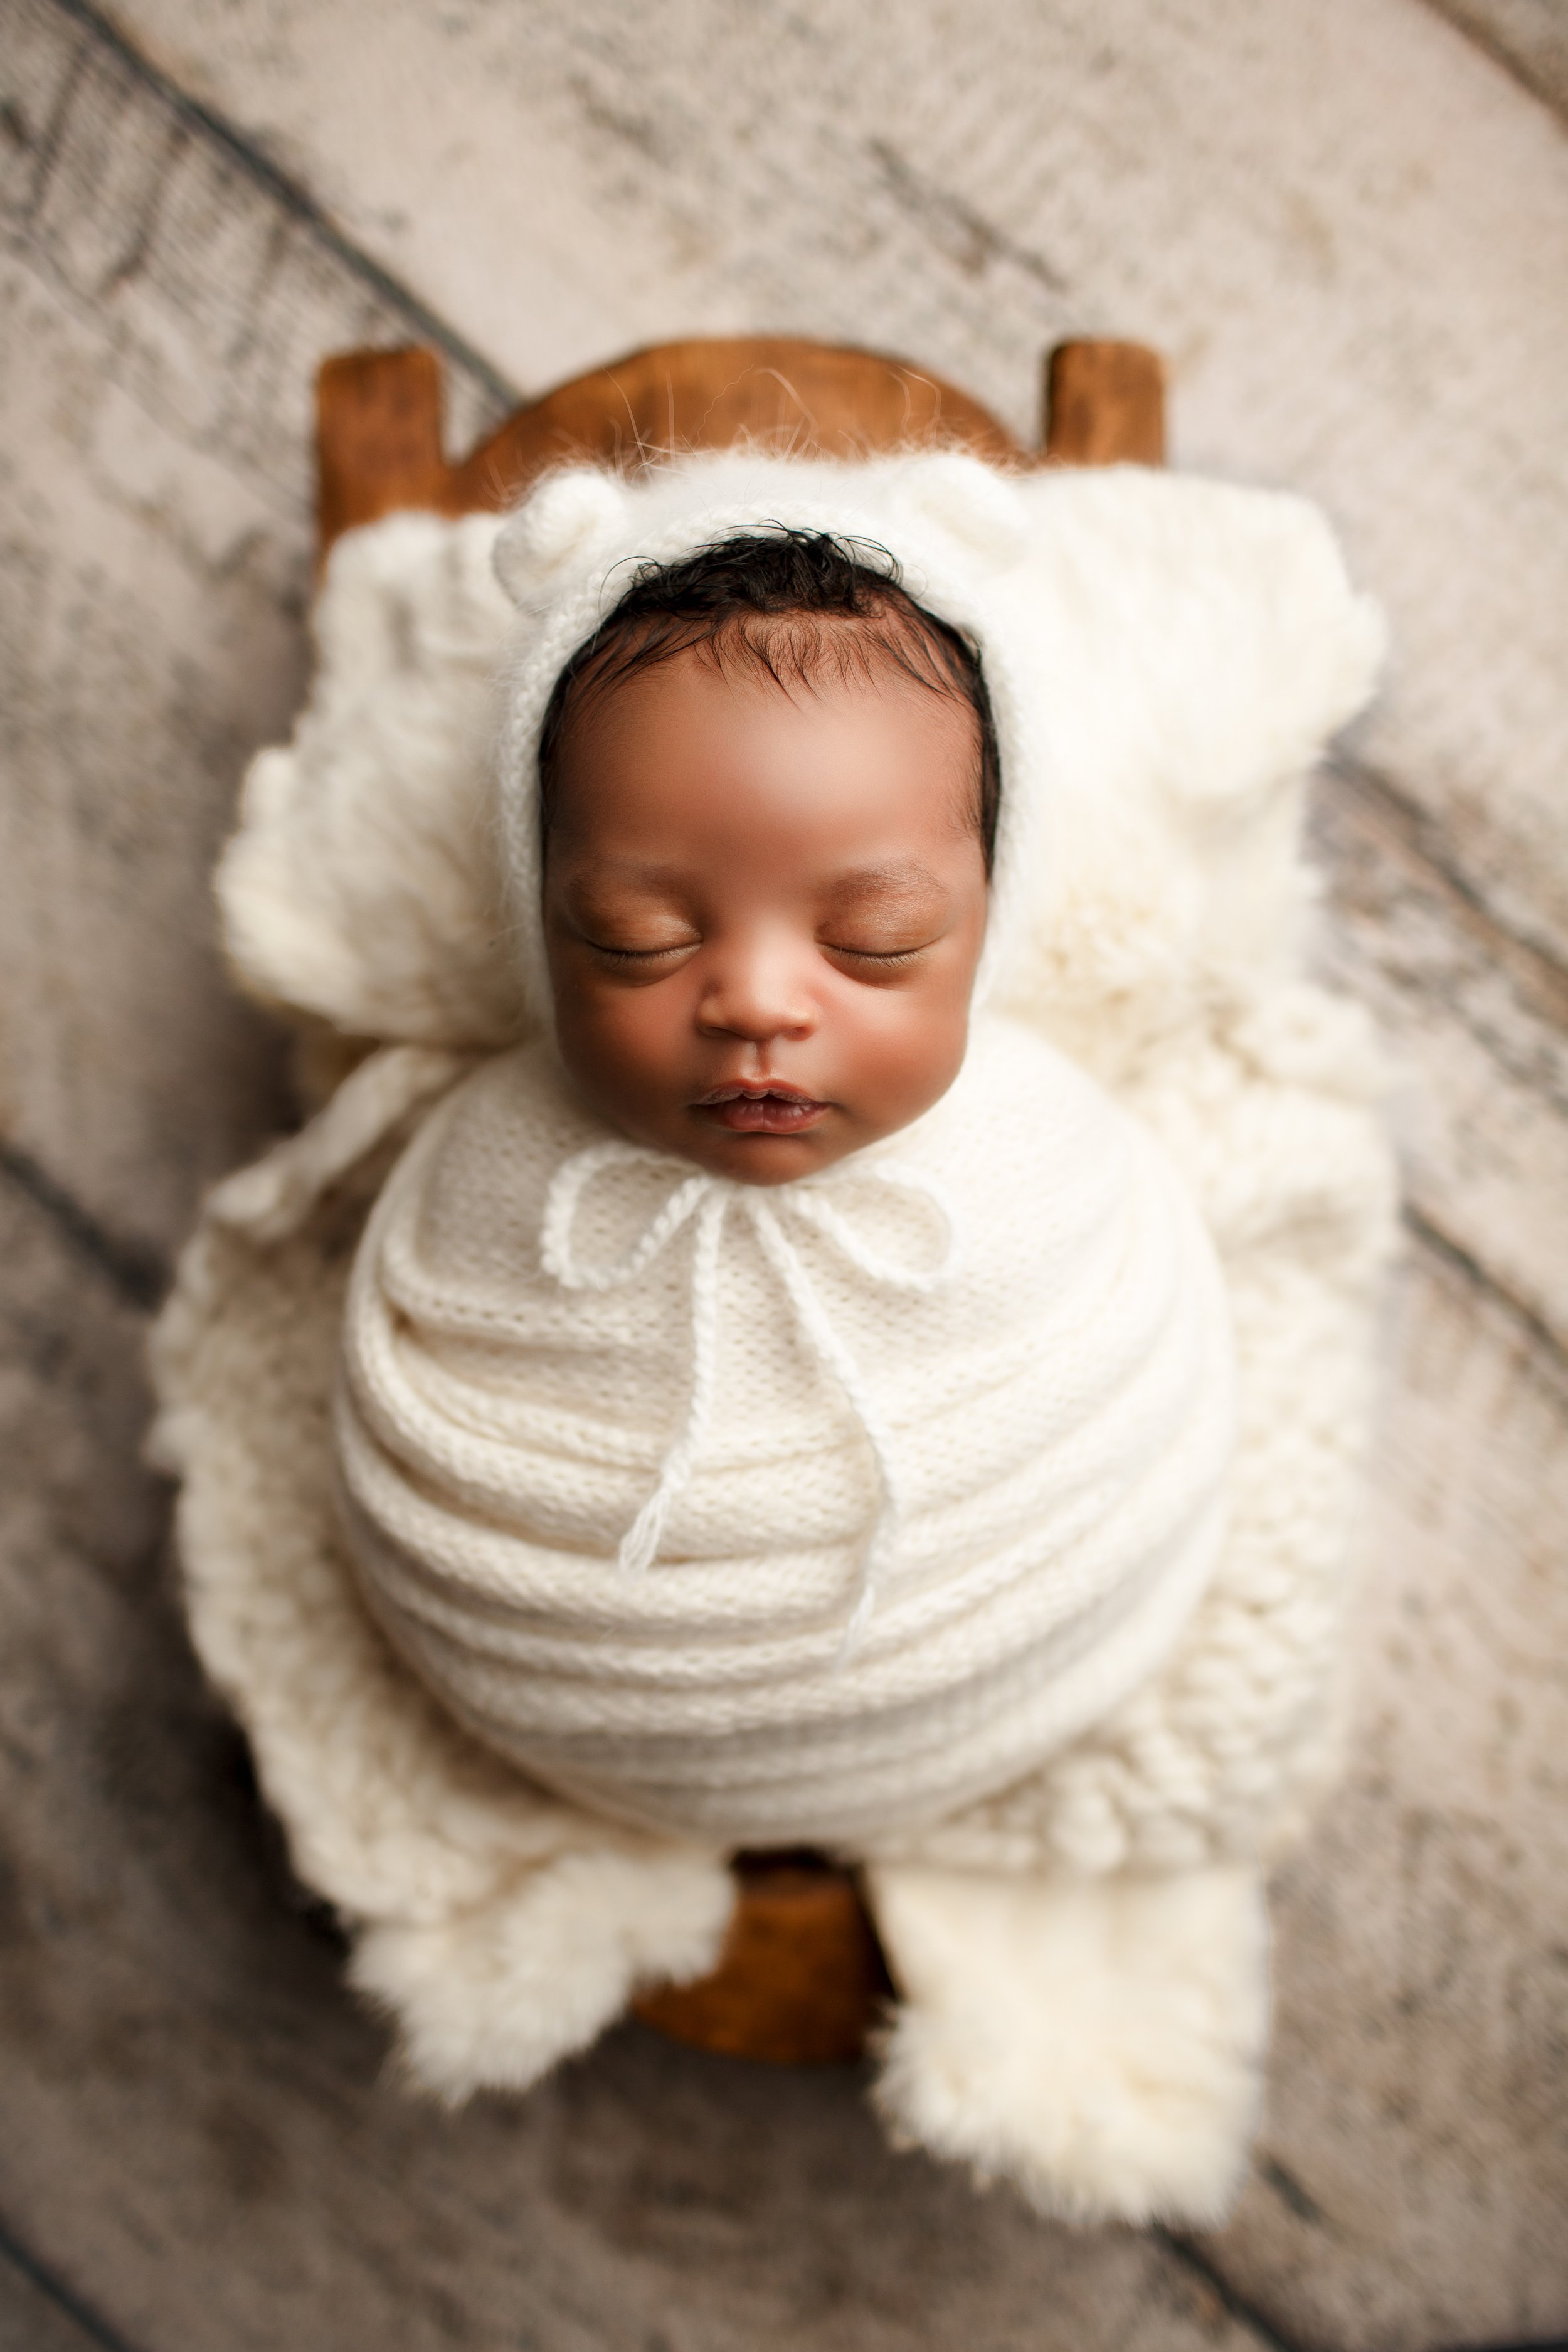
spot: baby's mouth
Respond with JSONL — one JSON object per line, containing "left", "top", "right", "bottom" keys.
{"left": 693, "top": 1083, "right": 830, "bottom": 1135}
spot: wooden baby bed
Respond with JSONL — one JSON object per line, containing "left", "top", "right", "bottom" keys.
{"left": 314, "top": 329, "right": 1166, "bottom": 2067}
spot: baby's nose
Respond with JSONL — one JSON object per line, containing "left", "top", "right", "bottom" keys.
{"left": 696, "top": 942, "right": 818, "bottom": 1042}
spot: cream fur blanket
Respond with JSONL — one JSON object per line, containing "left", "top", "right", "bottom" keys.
{"left": 151, "top": 452, "right": 1396, "bottom": 2228}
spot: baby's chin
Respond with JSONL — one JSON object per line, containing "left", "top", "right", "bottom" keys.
{"left": 555, "top": 1061, "right": 939, "bottom": 1184}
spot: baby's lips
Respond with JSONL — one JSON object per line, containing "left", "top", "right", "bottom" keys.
{"left": 694, "top": 1081, "right": 824, "bottom": 1108}
{"left": 704, "top": 1093, "right": 829, "bottom": 1134}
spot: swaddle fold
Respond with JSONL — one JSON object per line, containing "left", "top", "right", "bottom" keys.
{"left": 336, "top": 1012, "right": 1237, "bottom": 1846}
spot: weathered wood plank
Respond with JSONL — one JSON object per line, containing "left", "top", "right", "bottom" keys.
{"left": 1425, "top": 0, "right": 1568, "bottom": 119}
{"left": 0, "top": 0, "right": 1290, "bottom": 2294}
{"left": 0, "top": 1169, "right": 1280, "bottom": 2349}
{"left": 0, "top": 0, "right": 507, "bottom": 1262}
{"left": 1314, "top": 765, "right": 1568, "bottom": 1353}
{"left": 9, "top": 0, "right": 1567, "bottom": 1348}
{"left": 316, "top": 334, "right": 1029, "bottom": 549}
{"left": 113, "top": 0, "right": 1568, "bottom": 974}
{"left": 6, "top": 1156, "right": 1564, "bottom": 2350}
{"left": 1, "top": 1, "right": 1566, "bottom": 2346}
{"left": 0, "top": 2239, "right": 126, "bottom": 2352}
{"left": 1044, "top": 337, "right": 1165, "bottom": 466}
{"left": 1208, "top": 1237, "right": 1568, "bottom": 2349}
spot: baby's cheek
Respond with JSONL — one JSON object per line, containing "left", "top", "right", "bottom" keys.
{"left": 849, "top": 986, "right": 969, "bottom": 1126}
{"left": 581, "top": 982, "right": 691, "bottom": 1104}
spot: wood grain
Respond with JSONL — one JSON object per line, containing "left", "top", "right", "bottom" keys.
{"left": 315, "top": 347, "right": 450, "bottom": 549}
{"left": 1209, "top": 1240, "right": 1568, "bottom": 2346}
{"left": 3, "top": 0, "right": 1567, "bottom": 2342}
{"left": 0, "top": 8, "right": 1283, "bottom": 2342}
{"left": 1313, "top": 763, "right": 1568, "bottom": 1353}
{"left": 1044, "top": 339, "right": 1165, "bottom": 466}
{"left": 0, "top": 2245, "right": 117, "bottom": 2352}
{"left": 1424, "top": 0, "right": 1568, "bottom": 116}
{"left": 317, "top": 332, "right": 1171, "bottom": 551}
{"left": 448, "top": 335, "right": 1025, "bottom": 507}
{"left": 318, "top": 334, "right": 1035, "bottom": 548}
{"left": 633, "top": 1858, "right": 892, "bottom": 2066}
{"left": 115, "top": 0, "right": 1568, "bottom": 974}
{"left": 0, "top": 1153, "right": 1274, "bottom": 2352}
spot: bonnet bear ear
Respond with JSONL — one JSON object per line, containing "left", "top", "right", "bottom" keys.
{"left": 888, "top": 450, "right": 1030, "bottom": 569}
{"left": 492, "top": 467, "right": 630, "bottom": 605}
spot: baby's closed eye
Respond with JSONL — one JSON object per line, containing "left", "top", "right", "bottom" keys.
{"left": 820, "top": 934, "right": 941, "bottom": 968}
{"left": 817, "top": 863, "right": 955, "bottom": 969}
{"left": 556, "top": 875, "right": 701, "bottom": 965}
{"left": 583, "top": 934, "right": 698, "bottom": 961}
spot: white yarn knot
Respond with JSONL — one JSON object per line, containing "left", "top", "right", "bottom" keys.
{"left": 539, "top": 1140, "right": 961, "bottom": 1647}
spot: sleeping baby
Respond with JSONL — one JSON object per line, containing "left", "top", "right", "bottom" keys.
{"left": 152, "top": 448, "right": 1396, "bottom": 2227}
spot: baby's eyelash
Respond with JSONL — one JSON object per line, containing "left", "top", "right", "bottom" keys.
{"left": 825, "top": 942, "right": 931, "bottom": 967}
{"left": 581, "top": 935, "right": 931, "bottom": 968}
{"left": 586, "top": 938, "right": 695, "bottom": 963}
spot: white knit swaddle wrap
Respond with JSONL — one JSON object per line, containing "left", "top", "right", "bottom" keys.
{"left": 336, "top": 1015, "right": 1236, "bottom": 1846}
{"left": 304, "top": 445, "right": 1385, "bottom": 1851}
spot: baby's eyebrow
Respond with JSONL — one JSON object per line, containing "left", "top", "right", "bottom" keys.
{"left": 822, "top": 861, "right": 950, "bottom": 904}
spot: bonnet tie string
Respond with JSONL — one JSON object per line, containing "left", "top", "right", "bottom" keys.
{"left": 539, "top": 1139, "right": 960, "bottom": 1648}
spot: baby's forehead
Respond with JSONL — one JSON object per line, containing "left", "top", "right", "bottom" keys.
{"left": 537, "top": 537, "right": 999, "bottom": 877}
{"left": 559, "top": 655, "right": 980, "bottom": 839}
{"left": 560, "top": 601, "right": 978, "bottom": 733}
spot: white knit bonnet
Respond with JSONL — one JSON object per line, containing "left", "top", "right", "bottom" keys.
{"left": 491, "top": 447, "right": 1382, "bottom": 1049}
{"left": 490, "top": 448, "right": 1054, "bottom": 1029}
{"left": 218, "top": 448, "right": 1385, "bottom": 1057}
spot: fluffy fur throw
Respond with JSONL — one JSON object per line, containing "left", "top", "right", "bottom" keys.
{"left": 151, "top": 451, "right": 1396, "bottom": 2228}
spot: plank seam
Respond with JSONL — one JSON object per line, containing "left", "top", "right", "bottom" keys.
{"left": 17, "top": 6, "right": 93, "bottom": 208}
{"left": 867, "top": 136, "right": 1067, "bottom": 292}
{"left": 41, "top": 0, "right": 521, "bottom": 412}
{"left": 1327, "top": 755, "right": 1568, "bottom": 999}
{"left": 1153, "top": 2228, "right": 1308, "bottom": 2352}
{"left": 1417, "top": 0, "right": 1568, "bottom": 127}
{"left": 0, "top": 2212, "right": 147, "bottom": 2352}
{"left": 29, "top": 11, "right": 1563, "bottom": 1025}
{"left": 0, "top": 1144, "right": 166, "bottom": 1313}
{"left": 16, "top": 7, "right": 1564, "bottom": 1017}
{"left": 1404, "top": 1202, "right": 1568, "bottom": 1388}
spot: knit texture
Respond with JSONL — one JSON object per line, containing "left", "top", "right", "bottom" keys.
{"left": 337, "top": 1019, "right": 1236, "bottom": 1847}
{"left": 153, "top": 450, "right": 1398, "bottom": 2222}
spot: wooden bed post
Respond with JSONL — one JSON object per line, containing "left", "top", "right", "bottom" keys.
{"left": 316, "top": 347, "right": 450, "bottom": 550}
{"left": 1044, "top": 338, "right": 1166, "bottom": 467}
{"left": 316, "top": 334, "right": 1168, "bottom": 557}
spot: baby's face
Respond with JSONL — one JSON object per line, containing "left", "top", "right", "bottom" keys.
{"left": 541, "top": 644, "right": 989, "bottom": 1184}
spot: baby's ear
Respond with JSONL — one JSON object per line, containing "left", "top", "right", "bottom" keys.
{"left": 887, "top": 451, "right": 1030, "bottom": 569}
{"left": 493, "top": 467, "right": 630, "bottom": 606}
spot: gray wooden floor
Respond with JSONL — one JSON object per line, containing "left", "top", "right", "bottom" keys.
{"left": 2, "top": 1, "right": 1567, "bottom": 2345}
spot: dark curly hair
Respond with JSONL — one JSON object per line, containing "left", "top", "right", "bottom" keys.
{"left": 537, "top": 527, "right": 1000, "bottom": 872}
